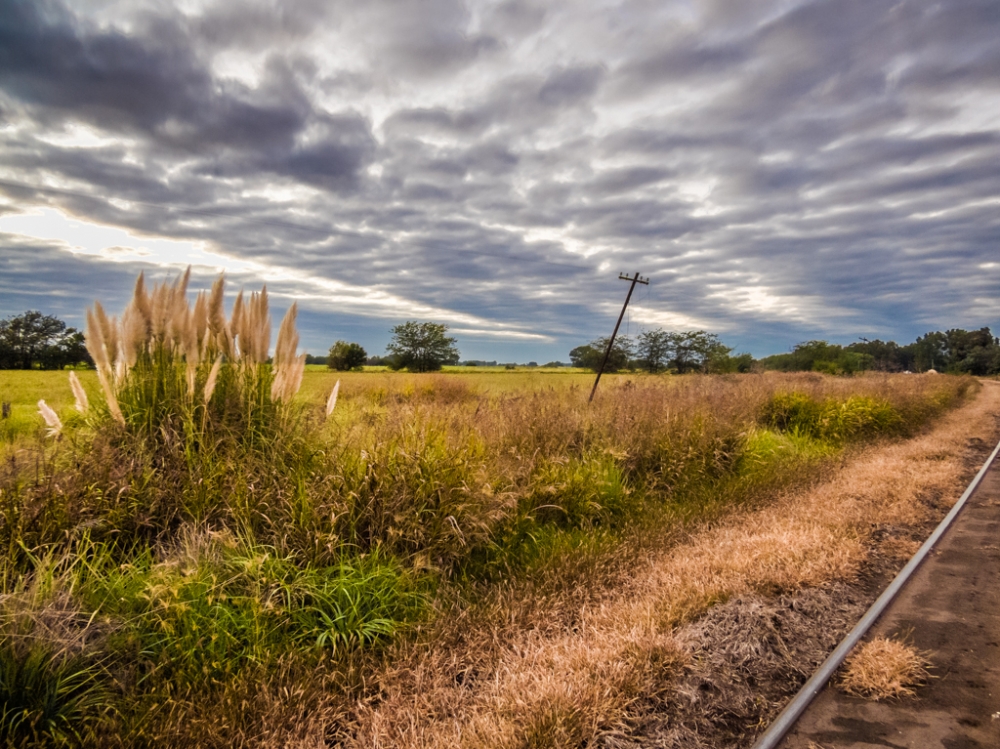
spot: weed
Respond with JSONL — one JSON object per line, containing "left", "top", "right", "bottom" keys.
{"left": 840, "top": 635, "right": 932, "bottom": 700}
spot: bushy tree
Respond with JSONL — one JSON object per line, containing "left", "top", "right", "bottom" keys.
{"left": 327, "top": 340, "right": 367, "bottom": 371}
{"left": 0, "top": 311, "right": 91, "bottom": 370}
{"left": 635, "top": 329, "right": 672, "bottom": 372}
{"left": 846, "top": 339, "right": 911, "bottom": 372}
{"left": 569, "top": 344, "right": 600, "bottom": 370}
{"left": 569, "top": 335, "right": 632, "bottom": 372}
{"left": 707, "top": 350, "right": 756, "bottom": 374}
{"left": 943, "top": 328, "right": 999, "bottom": 374}
{"left": 386, "top": 322, "right": 459, "bottom": 372}
{"left": 670, "top": 330, "right": 725, "bottom": 373}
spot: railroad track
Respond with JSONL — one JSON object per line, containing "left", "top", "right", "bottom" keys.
{"left": 749, "top": 434, "right": 1000, "bottom": 749}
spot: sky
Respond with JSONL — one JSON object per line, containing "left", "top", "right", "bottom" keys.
{"left": 1, "top": 0, "right": 998, "bottom": 362}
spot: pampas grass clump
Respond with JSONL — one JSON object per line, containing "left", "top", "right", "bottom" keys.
{"left": 83, "top": 267, "right": 305, "bottom": 444}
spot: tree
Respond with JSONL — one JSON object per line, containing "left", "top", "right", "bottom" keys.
{"left": 386, "top": 322, "right": 459, "bottom": 372}
{"left": 670, "top": 330, "right": 724, "bottom": 373}
{"left": 569, "top": 344, "right": 601, "bottom": 370}
{"left": 707, "top": 350, "right": 755, "bottom": 374}
{"left": 0, "top": 311, "right": 91, "bottom": 370}
{"left": 635, "top": 329, "right": 672, "bottom": 373}
{"left": 846, "top": 339, "right": 911, "bottom": 372}
{"left": 569, "top": 335, "right": 632, "bottom": 372}
{"left": 910, "top": 331, "right": 947, "bottom": 372}
{"left": 327, "top": 340, "right": 367, "bottom": 371}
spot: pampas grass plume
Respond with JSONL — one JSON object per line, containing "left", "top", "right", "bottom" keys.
{"left": 132, "top": 271, "right": 152, "bottom": 333}
{"left": 275, "top": 303, "right": 300, "bottom": 368}
{"left": 37, "top": 399, "right": 63, "bottom": 437}
{"left": 230, "top": 289, "right": 246, "bottom": 358}
{"left": 287, "top": 353, "right": 305, "bottom": 401}
{"left": 249, "top": 288, "right": 271, "bottom": 364}
{"left": 69, "top": 371, "right": 89, "bottom": 413}
{"left": 326, "top": 380, "right": 340, "bottom": 417}
{"left": 85, "top": 307, "right": 109, "bottom": 373}
{"left": 204, "top": 356, "right": 223, "bottom": 404}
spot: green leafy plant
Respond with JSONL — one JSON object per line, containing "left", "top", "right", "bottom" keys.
{"left": 0, "top": 640, "right": 108, "bottom": 748}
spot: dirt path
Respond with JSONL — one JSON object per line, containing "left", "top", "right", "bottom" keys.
{"left": 778, "top": 436, "right": 1000, "bottom": 748}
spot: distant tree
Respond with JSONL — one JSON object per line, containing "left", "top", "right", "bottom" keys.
{"left": 386, "top": 322, "right": 459, "bottom": 372}
{"left": 635, "top": 328, "right": 672, "bottom": 373}
{"left": 569, "top": 344, "right": 601, "bottom": 370}
{"left": 758, "top": 339, "right": 874, "bottom": 375}
{"left": 943, "top": 327, "right": 999, "bottom": 375}
{"left": 570, "top": 335, "right": 632, "bottom": 372}
{"left": 327, "top": 340, "right": 368, "bottom": 371}
{"left": 707, "top": 350, "right": 756, "bottom": 374}
{"left": 0, "top": 311, "right": 91, "bottom": 370}
{"left": 846, "top": 339, "right": 910, "bottom": 372}
{"left": 669, "top": 330, "right": 724, "bottom": 374}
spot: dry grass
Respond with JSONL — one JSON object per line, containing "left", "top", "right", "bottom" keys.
{"left": 839, "top": 635, "right": 932, "bottom": 700}
{"left": 0, "top": 331, "right": 987, "bottom": 746}
{"left": 340, "top": 382, "right": 1000, "bottom": 748}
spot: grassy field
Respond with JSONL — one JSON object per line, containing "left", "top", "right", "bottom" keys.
{"left": 0, "top": 366, "right": 593, "bottom": 446}
{"left": 0, "top": 274, "right": 980, "bottom": 747}
{"left": 0, "top": 363, "right": 976, "bottom": 746}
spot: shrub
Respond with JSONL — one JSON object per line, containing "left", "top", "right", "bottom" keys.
{"left": 762, "top": 391, "right": 903, "bottom": 443}
{"left": 327, "top": 341, "right": 367, "bottom": 371}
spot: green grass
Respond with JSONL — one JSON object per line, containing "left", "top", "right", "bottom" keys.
{"left": 0, "top": 370, "right": 100, "bottom": 446}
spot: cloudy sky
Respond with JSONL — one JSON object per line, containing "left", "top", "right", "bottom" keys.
{"left": 1, "top": 0, "right": 998, "bottom": 361}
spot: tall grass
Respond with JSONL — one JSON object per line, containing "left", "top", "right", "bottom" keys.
{"left": 0, "top": 269, "right": 979, "bottom": 745}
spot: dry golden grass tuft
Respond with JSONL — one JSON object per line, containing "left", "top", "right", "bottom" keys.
{"left": 839, "top": 635, "right": 932, "bottom": 700}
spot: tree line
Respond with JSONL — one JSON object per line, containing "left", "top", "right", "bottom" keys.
{"left": 5, "top": 307, "right": 997, "bottom": 377}
{"left": 758, "top": 328, "right": 1000, "bottom": 375}
{"left": 570, "top": 329, "right": 754, "bottom": 374}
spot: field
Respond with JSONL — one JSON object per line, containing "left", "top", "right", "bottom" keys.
{"left": 0, "top": 357, "right": 984, "bottom": 747}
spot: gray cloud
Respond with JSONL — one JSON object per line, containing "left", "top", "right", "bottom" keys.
{"left": 1, "top": 0, "right": 999, "bottom": 361}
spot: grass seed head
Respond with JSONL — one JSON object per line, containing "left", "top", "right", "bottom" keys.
{"left": 326, "top": 380, "right": 340, "bottom": 417}
{"left": 132, "top": 271, "right": 152, "bottom": 332}
{"left": 230, "top": 289, "right": 246, "bottom": 358}
{"left": 249, "top": 287, "right": 271, "bottom": 364}
{"left": 37, "top": 399, "right": 63, "bottom": 437}
{"left": 68, "top": 371, "right": 89, "bottom": 413}
{"left": 150, "top": 280, "right": 171, "bottom": 341}
{"left": 84, "top": 306, "right": 109, "bottom": 374}
{"left": 204, "top": 356, "right": 223, "bottom": 404}
{"left": 208, "top": 275, "right": 232, "bottom": 357}
{"left": 191, "top": 292, "right": 209, "bottom": 357}
{"left": 274, "top": 303, "right": 299, "bottom": 369}
{"left": 93, "top": 302, "right": 118, "bottom": 372}
{"left": 120, "top": 304, "right": 145, "bottom": 370}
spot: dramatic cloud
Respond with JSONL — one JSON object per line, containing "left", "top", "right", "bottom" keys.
{"left": 1, "top": 0, "right": 998, "bottom": 361}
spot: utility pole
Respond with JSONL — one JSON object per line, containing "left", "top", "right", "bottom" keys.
{"left": 589, "top": 271, "right": 649, "bottom": 403}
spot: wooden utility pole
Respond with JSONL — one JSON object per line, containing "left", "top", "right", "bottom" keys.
{"left": 589, "top": 271, "right": 649, "bottom": 403}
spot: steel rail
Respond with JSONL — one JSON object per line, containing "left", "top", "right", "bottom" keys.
{"left": 750, "top": 431, "right": 1000, "bottom": 749}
